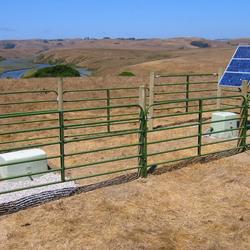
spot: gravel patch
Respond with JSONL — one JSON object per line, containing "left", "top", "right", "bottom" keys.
{"left": 0, "top": 173, "right": 77, "bottom": 204}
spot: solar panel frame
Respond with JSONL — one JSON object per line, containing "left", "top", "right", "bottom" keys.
{"left": 219, "top": 45, "right": 250, "bottom": 87}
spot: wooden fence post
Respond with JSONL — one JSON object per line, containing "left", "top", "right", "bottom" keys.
{"left": 138, "top": 85, "right": 147, "bottom": 177}
{"left": 57, "top": 77, "right": 64, "bottom": 110}
{"left": 139, "top": 85, "right": 146, "bottom": 112}
{"left": 216, "top": 68, "right": 223, "bottom": 110}
{"left": 148, "top": 72, "right": 155, "bottom": 130}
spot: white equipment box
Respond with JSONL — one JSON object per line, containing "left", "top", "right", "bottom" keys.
{"left": 211, "top": 112, "right": 238, "bottom": 139}
{"left": 0, "top": 149, "right": 48, "bottom": 181}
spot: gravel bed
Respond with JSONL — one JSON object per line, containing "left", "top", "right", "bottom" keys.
{"left": 0, "top": 173, "right": 77, "bottom": 204}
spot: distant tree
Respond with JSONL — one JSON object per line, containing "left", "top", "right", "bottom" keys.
{"left": 27, "top": 65, "right": 81, "bottom": 78}
{"left": 119, "top": 71, "right": 135, "bottom": 77}
{"left": 190, "top": 41, "right": 210, "bottom": 48}
{"left": 3, "top": 42, "right": 16, "bottom": 49}
{"left": 103, "top": 37, "right": 111, "bottom": 40}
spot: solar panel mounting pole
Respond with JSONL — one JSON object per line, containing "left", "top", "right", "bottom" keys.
{"left": 216, "top": 68, "right": 223, "bottom": 110}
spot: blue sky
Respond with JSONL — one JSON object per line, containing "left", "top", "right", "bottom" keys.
{"left": 1, "top": 0, "right": 250, "bottom": 40}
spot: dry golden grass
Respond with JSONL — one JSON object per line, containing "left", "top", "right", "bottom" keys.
{"left": 0, "top": 46, "right": 249, "bottom": 249}
{"left": 0, "top": 153, "right": 249, "bottom": 250}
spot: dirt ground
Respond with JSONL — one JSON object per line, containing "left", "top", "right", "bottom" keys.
{"left": 0, "top": 152, "right": 249, "bottom": 250}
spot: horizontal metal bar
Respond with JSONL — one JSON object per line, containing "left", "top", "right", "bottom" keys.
{"left": 201, "top": 117, "right": 241, "bottom": 125}
{"left": 64, "top": 97, "right": 108, "bottom": 102}
{"left": 202, "top": 127, "right": 242, "bottom": 137}
{"left": 188, "top": 89, "right": 217, "bottom": 93}
{"left": 148, "top": 134, "right": 197, "bottom": 145}
{"left": 110, "top": 96, "right": 138, "bottom": 100}
{"left": 0, "top": 100, "right": 57, "bottom": 106}
{"left": 153, "top": 110, "right": 199, "bottom": 119}
{"left": 148, "top": 144, "right": 198, "bottom": 157}
{"left": 201, "top": 137, "right": 240, "bottom": 147}
{"left": 0, "top": 125, "right": 60, "bottom": 136}
{"left": 69, "top": 166, "right": 140, "bottom": 182}
{"left": 147, "top": 155, "right": 197, "bottom": 168}
{"left": 0, "top": 118, "right": 58, "bottom": 127}
{"left": 155, "top": 81, "right": 217, "bottom": 87}
{"left": 65, "top": 129, "right": 141, "bottom": 143}
{"left": 189, "top": 81, "right": 218, "bottom": 85}
{"left": 0, "top": 141, "right": 60, "bottom": 153}
{"left": 0, "top": 135, "right": 58, "bottom": 146}
{"left": 0, "top": 109, "right": 59, "bottom": 119}
{"left": 65, "top": 120, "right": 138, "bottom": 130}
{"left": 64, "top": 104, "right": 141, "bottom": 113}
{"left": 150, "top": 95, "right": 244, "bottom": 107}
{"left": 148, "top": 122, "right": 199, "bottom": 133}
{"left": 158, "top": 73, "right": 217, "bottom": 77}
{"left": 64, "top": 112, "right": 138, "bottom": 123}
{"left": 66, "top": 154, "right": 140, "bottom": 170}
{"left": 221, "top": 103, "right": 241, "bottom": 107}
{"left": 202, "top": 106, "right": 243, "bottom": 113}
{"left": 64, "top": 127, "right": 138, "bottom": 139}
{"left": 65, "top": 117, "right": 140, "bottom": 129}
{"left": 155, "top": 90, "right": 187, "bottom": 95}
{"left": 63, "top": 87, "right": 138, "bottom": 94}
{"left": 154, "top": 102, "right": 215, "bottom": 111}
{"left": 0, "top": 90, "right": 57, "bottom": 95}
{"left": 155, "top": 82, "right": 188, "bottom": 87}
{"left": 201, "top": 146, "right": 244, "bottom": 157}
{"left": 65, "top": 142, "right": 141, "bottom": 157}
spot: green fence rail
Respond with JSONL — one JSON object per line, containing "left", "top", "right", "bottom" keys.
{"left": 0, "top": 74, "right": 249, "bottom": 195}
{"left": 0, "top": 94, "right": 249, "bottom": 195}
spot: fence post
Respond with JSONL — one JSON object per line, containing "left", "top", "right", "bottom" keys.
{"left": 139, "top": 85, "right": 146, "bottom": 111}
{"left": 216, "top": 68, "right": 223, "bottom": 110}
{"left": 57, "top": 78, "right": 65, "bottom": 182}
{"left": 198, "top": 99, "right": 203, "bottom": 156}
{"left": 138, "top": 107, "right": 147, "bottom": 178}
{"left": 106, "top": 89, "right": 111, "bottom": 133}
{"left": 237, "top": 80, "right": 249, "bottom": 150}
{"left": 185, "top": 75, "right": 190, "bottom": 112}
{"left": 57, "top": 77, "right": 64, "bottom": 110}
{"left": 59, "top": 111, "right": 65, "bottom": 182}
{"left": 138, "top": 86, "right": 147, "bottom": 177}
{"left": 148, "top": 72, "right": 155, "bottom": 130}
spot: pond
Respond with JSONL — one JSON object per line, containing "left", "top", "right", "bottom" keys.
{"left": 0, "top": 58, "right": 91, "bottom": 79}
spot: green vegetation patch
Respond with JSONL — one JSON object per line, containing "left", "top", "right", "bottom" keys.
{"left": 3, "top": 42, "right": 16, "bottom": 49}
{"left": 119, "top": 71, "right": 135, "bottom": 77}
{"left": 27, "top": 65, "right": 81, "bottom": 78}
{"left": 190, "top": 41, "right": 210, "bottom": 48}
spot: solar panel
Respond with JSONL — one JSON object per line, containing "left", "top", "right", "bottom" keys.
{"left": 219, "top": 45, "right": 250, "bottom": 87}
